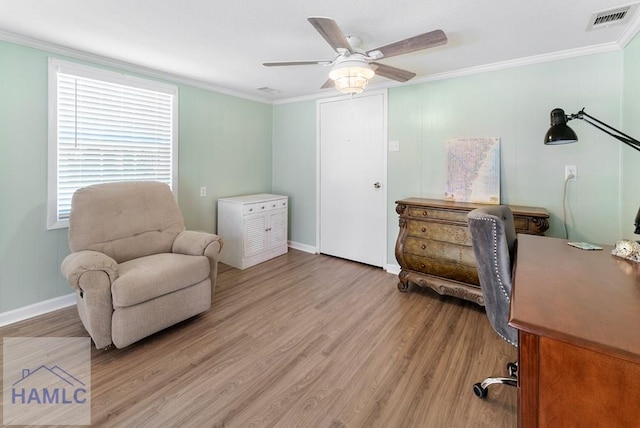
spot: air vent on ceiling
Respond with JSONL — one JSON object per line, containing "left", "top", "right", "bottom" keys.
{"left": 587, "top": 4, "right": 638, "bottom": 31}
{"left": 257, "top": 86, "right": 281, "bottom": 94}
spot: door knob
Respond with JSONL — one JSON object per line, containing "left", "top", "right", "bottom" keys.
{"left": 374, "top": 182, "right": 381, "bottom": 189}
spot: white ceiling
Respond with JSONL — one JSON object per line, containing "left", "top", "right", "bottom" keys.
{"left": 1, "top": 0, "right": 639, "bottom": 103}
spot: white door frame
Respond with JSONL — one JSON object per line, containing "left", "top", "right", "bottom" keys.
{"left": 315, "top": 89, "right": 388, "bottom": 268}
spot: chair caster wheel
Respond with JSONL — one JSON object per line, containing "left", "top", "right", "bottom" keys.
{"left": 473, "top": 383, "right": 488, "bottom": 398}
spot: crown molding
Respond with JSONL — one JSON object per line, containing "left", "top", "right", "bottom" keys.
{"left": 618, "top": 7, "right": 640, "bottom": 48}
{"left": 275, "top": 41, "right": 627, "bottom": 104}
{"left": 3, "top": 25, "right": 637, "bottom": 107}
{"left": 0, "top": 30, "right": 273, "bottom": 105}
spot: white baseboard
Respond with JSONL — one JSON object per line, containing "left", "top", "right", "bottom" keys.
{"left": 0, "top": 293, "right": 76, "bottom": 328}
{"left": 386, "top": 263, "right": 401, "bottom": 275}
{"left": 288, "top": 241, "right": 317, "bottom": 254}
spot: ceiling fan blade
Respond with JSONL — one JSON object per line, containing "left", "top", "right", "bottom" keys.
{"left": 308, "top": 17, "right": 353, "bottom": 53}
{"left": 263, "top": 60, "right": 332, "bottom": 67}
{"left": 320, "top": 79, "right": 335, "bottom": 89}
{"left": 368, "top": 29, "right": 447, "bottom": 59}
{"left": 371, "top": 63, "right": 416, "bottom": 82}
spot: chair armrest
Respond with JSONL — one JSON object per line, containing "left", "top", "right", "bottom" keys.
{"left": 173, "top": 231, "right": 223, "bottom": 256}
{"left": 61, "top": 250, "right": 119, "bottom": 289}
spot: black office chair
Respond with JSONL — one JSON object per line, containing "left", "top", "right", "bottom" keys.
{"left": 467, "top": 205, "right": 518, "bottom": 398}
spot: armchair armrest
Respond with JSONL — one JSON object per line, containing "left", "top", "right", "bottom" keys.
{"left": 173, "top": 231, "right": 223, "bottom": 256}
{"left": 61, "top": 250, "right": 119, "bottom": 289}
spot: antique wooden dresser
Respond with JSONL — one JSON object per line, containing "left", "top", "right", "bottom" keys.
{"left": 395, "top": 198, "right": 549, "bottom": 305}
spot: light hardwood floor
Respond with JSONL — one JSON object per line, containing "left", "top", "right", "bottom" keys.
{"left": 0, "top": 250, "right": 517, "bottom": 427}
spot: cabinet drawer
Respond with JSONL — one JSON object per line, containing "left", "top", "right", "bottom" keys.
{"left": 243, "top": 199, "right": 287, "bottom": 215}
{"left": 406, "top": 221, "right": 471, "bottom": 245}
{"left": 406, "top": 207, "right": 468, "bottom": 224}
{"left": 404, "top": 254, "right": 480, "bottom": 286}
{"left": 267, "top": 198, "right": 288, "bottom": 210}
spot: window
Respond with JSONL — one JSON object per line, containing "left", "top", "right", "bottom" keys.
{"left": 47, "top": 58, "right": 178, "bottom": 229}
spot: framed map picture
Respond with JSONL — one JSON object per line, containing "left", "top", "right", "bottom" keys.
{"left": 444, "top": 137, "right": 500, "bottom": 204}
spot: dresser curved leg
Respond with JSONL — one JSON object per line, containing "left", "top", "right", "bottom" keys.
{"left": 397, "top": 271, "right": 410, "bottom": 292}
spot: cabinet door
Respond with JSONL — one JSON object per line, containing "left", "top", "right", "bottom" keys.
{"left": 243, "top": 214, "right": 267, "bottom": 257}
{"left": 267, "top": 210, "right": 287, "bottom": 250}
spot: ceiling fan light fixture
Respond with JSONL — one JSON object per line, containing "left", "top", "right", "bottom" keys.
{"left": 328, "top": 59, "right": 375, "bottom": 95}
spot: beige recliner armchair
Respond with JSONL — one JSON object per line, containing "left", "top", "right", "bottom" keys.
{"left": 61, "top": 181, "right": 223, "bottom": 349}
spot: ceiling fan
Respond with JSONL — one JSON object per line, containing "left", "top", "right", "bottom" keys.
{"left": 263, "top": 17, "right": 448, "bottom": 95}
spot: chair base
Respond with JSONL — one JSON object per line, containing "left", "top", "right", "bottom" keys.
{"left": 473, "top": 361, "right": 518, "bottom": 398}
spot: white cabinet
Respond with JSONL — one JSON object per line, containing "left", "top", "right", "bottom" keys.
{"left": 217, "top": 194, "right": 288, "bottom": 269}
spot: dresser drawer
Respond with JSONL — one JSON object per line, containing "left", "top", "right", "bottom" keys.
{"left": 404, "top": 237, "right": 476, "bottom": 267}
{"left": 404, "top": 254, "right": 480, "bottom": 286}
{"left": 407, "top": 207, "right": 468, "bottom": 223}
{"left": 406, "top": 220, "right": 472, "bottom": 245}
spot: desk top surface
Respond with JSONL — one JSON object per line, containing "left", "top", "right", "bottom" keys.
{"left": 510, "top": 234, "right": 640, "bottom": 364}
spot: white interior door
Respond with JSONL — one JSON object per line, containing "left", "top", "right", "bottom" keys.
{"left": 318, "top": 91, "right": 386, "bottom": 267}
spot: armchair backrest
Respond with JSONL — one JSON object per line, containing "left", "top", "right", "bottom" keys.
{"left": 68, "top": 181, "right": 185, "bottom": 263}
{"left": 467, "top": 205, "right": 518, "bottom": 347}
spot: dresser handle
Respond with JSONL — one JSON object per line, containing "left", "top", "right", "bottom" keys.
{"left": 421, "top": 227, "right": 426, "bottom": 232}
{"left": 421, "top": 244, "right": 426, "bottom": 250}
{"left": 422, "top": 211, "right": 428, "bottom": 216}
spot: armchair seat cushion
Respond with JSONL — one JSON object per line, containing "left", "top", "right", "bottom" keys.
{"left": 112, "top": 253, "right": 210, "bottom": 308}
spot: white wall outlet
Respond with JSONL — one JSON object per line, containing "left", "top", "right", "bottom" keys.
{"left": 200, "top": 186, "right": 207, "bottom": 197}
{"left": 565, "top": 165, "right": 577, "bottom": 180}
{"left": 389, "top": 140, "right": 400, "bottom": 152}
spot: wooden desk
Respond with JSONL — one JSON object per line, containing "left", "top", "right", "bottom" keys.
{"left": 510, "top": 234, "right": 640, "bottom": 427}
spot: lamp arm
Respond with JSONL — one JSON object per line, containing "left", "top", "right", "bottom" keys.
{"left": 573, "top": 110, "right": 640, "bottom": 153}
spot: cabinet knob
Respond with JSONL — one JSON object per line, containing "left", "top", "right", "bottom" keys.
{"left": 422, "top": 211, "right": 428, "bottom": 216}
{"left": 421, "top": 244, "right": 426, "bottom": 250}
{"left": 249, "top": 208, "right": 253, "bottom": 212}
{"left": 421, "top": 227, "right": 426, "bottom": 232}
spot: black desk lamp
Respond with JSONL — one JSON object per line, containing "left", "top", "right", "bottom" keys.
{"left": 544, "top": 107, "right": 640, "bottom": 234}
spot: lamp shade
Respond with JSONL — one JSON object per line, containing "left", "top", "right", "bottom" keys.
{"left": 544, "top": 108, "right": 578, "bottom": 145}
{"left": 329, "top": 57, "right": 375, "bottom": 95}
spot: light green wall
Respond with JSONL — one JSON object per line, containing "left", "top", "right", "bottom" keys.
{"left": 272, "top": 101, "right": 317, "bottom": 247}
{"left": 622, "top": 34, "right": 640, "bottom": 237}
{"left": 178, "top": 87, "right": 273, "bottom": 233}
{"left": 386, "top": 52, "right": 624, "bottom": 264}
{"left": 0, "top": 40, "right": 272, "bottom": 313}
{"left": 273, "top": 50, "right": 631, "bottom": 264}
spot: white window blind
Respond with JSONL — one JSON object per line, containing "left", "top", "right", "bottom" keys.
{"left": 47, "top": 59, "right": 178, "bottom": 229}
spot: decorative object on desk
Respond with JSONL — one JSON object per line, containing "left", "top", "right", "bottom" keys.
{"left": 544, "top": 107, "right": 640, "bottom": 236}
{"left": 444, "top": 138, "right": 500, "bottom": 205}
{"left": 612, "top": 239, "right": 640, "bottom": 262}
